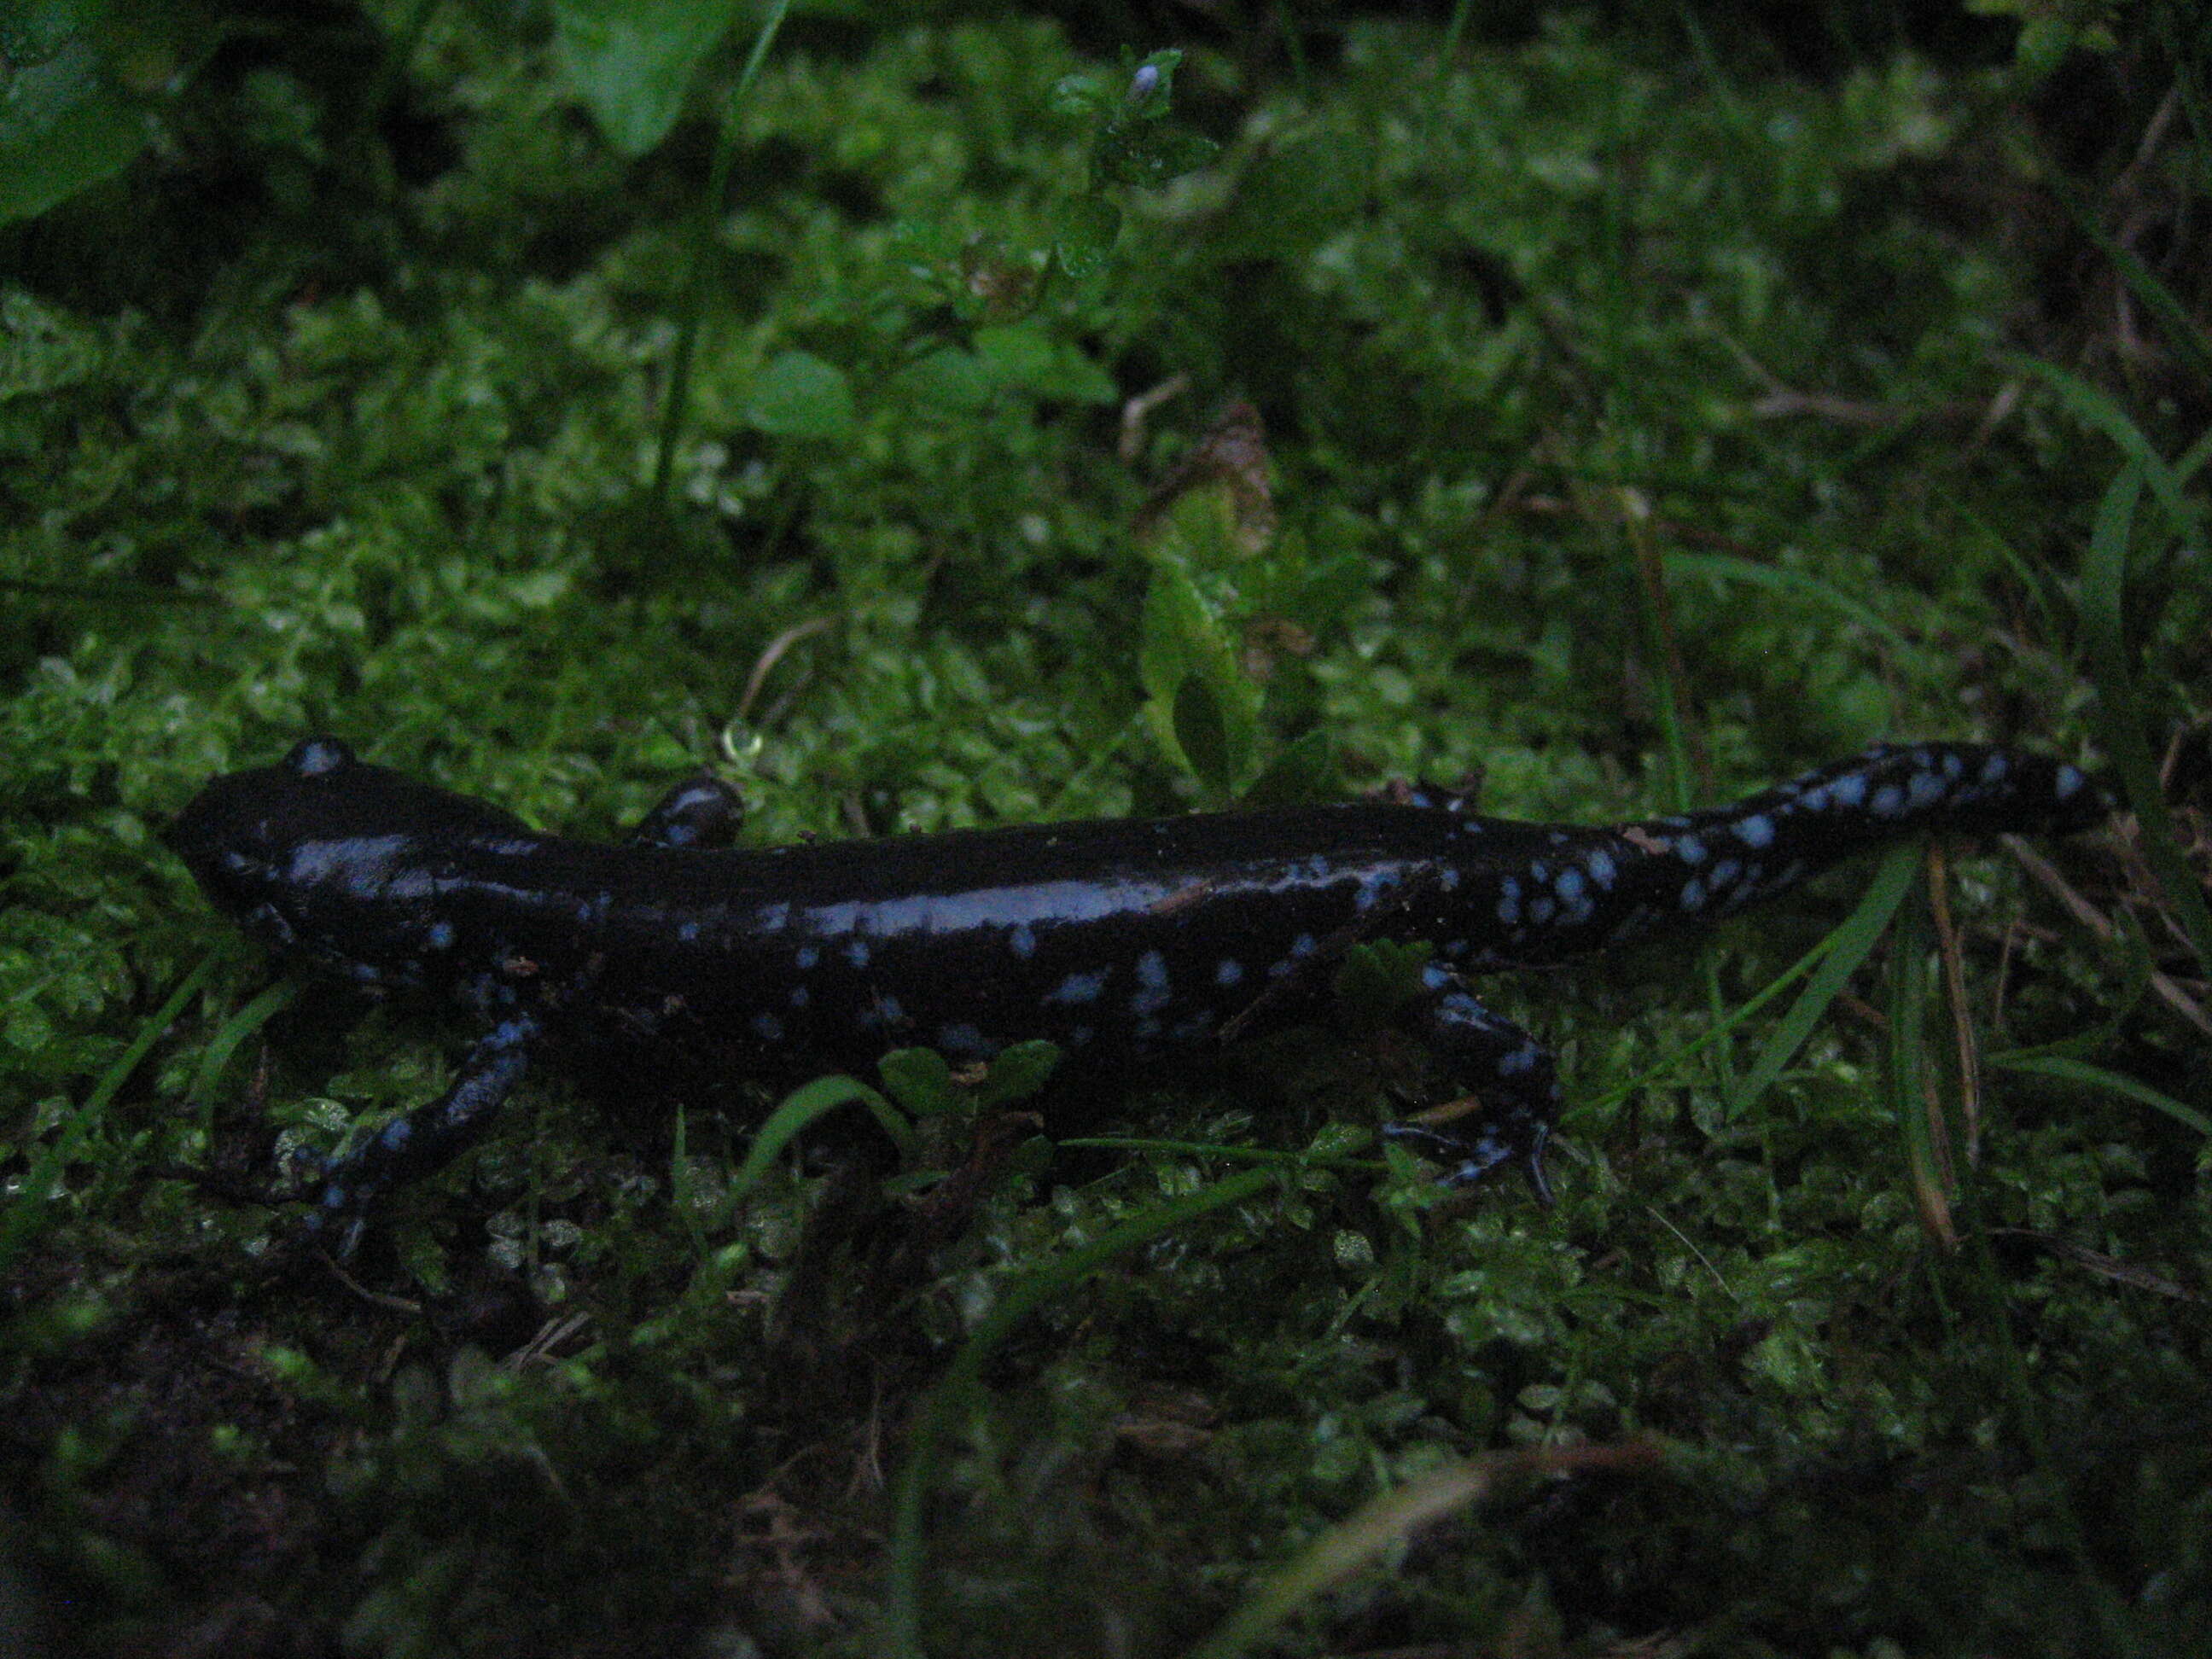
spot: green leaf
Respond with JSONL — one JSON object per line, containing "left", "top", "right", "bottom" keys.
{"left": 879, "top": 1046, "right": 962, "bottom": 1118}
{"left": 971, "top": 323, "right": 1055, "bottom": 391}
{"left": 1123, "top": 49, "right": 1185, "bottom": 120}
{"left": 743, "top": 348, "right": 856, "bottom": 440}
{"left": 1139, "top": 567, "right": 1260, "bottom": 793}
{"left": 1095, "top": 120, "right": 1220, "bottom": 189}
{"left": 1047, "top": 72, "right": 1106, "bottom": 120}
{"left": 882, "top": 1039, "right": 1062, "bottom": 1117}
{"left": 0, "top": 288, "right": 106, "bottom": 400}
{"left": 1239, "top": 730, "right": 1338, "bottom": 808}
{"left": 0, "top": 31, "right": 148, "bottom": 224}
{"left": 1052, "top": 193, "right": 1121, "bottom": 279}
{"left": 551, "top": 0, "right": 736, "bottom": 159}
{"left": 1171, "top": 673, "right": 1235, "bottom": 796}
{"left": 894, "top": 345, "right": 992, "bottom": 411}
{"left": 1147, "top": 473, "right": 1265, "bottom": 573}
{"left": 969, "top": 322, "right": 1117, "bottom": 403}
{"left": 970, "top": 1039, "right": 1062, "bottom": 1111}
{"left": 722, "top": 1073, "right": 913, "bottom": 1214}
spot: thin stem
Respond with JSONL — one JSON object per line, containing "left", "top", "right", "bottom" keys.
{"left": 653, "top": 1, "right": 795, "bottom": 509}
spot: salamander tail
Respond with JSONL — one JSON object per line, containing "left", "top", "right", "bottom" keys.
{"left": 1581, "top": 744, "right": 2107, "bottom": 945}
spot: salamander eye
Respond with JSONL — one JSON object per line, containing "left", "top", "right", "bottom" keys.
{"left": 286, "top": 737, "right": 353, "bottom": 779}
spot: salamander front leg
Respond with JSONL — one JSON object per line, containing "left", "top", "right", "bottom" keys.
{"left": 1383, "top": 965, "right": 1557, "bottom": 1202}
{"left": 305, "top": 1013, "right": 539, "bottom": 1257}
{"left": 629, "top": 774, "right": 742, "bottom": 849}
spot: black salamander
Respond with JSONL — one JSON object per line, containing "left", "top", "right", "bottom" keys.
{"left": 166, "top": 737, "right": 2106, "bottom": 1244}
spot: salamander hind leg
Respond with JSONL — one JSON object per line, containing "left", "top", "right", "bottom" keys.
{"left": 629, "top": 775, "right": 743, "bottom": 849}
{"left": 304, "top": 1014, "right": 538, "bottom": 1257}
{"left": 1382, "top": 964, "right": 1557, "bottom": 1202}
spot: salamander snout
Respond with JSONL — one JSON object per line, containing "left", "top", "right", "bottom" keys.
{"left": 166, "top": 772, "right": 283, "bottom": 920}
{"left": 165, "top": 739, "right": 381, "bottom": 938}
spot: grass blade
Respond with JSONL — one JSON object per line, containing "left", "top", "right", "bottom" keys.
{"left": 2078, "top": 462, "right": 2212, "bottom": 976}
{"left": 1584, "top": 924, "right": 1832, "bottom": 1119}
{"left": 1184, "top": 1441, "right": 1664, "bottom": 1659}
{"left": 719, "top": 1072, "right": 911, "bottom": 1219}
{"left": 1994, "top": 1054, "right": 2212, "bottom": 1138}
{"left": 184, "top": 976, "right": 300, "bottom": 1107}
{"left": 882, "top": 1162, "right": 1280, "bottom": 1656}
{"left": 0, "top": 952, "right": 218, "bottom": 1276}
{"left": 2046, "top": 170, "right": 2212, "bottom": 387}
{"left": 1883, "top": 859, "right": 1955, "bottom": 1249}
{"left": 651, "top": 0, "right": 795, "bottom": 509}
{"left": 1057, "top": 1135, "right": 1378, "bottom": 1169}
{"left": 1726, "top": 842, "right": 1920, "bottom": 1122}
{"left": 2013, "top": 356, "right": 2204, "bottom": 554}
{"left": 1663, "top": 549, "right": 1916, "bottom": 653}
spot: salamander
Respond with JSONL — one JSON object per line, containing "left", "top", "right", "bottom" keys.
{"left": 166, "top": 736, "right": 2106, "bottom": 1247}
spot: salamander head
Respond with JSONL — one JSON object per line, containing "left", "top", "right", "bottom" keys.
{"left": 166, "top": 737, "right": 536, "bottom": 983}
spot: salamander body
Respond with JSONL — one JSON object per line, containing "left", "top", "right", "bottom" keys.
{"left": 167, "top": 736, "right": 2105, "bottom": 1241}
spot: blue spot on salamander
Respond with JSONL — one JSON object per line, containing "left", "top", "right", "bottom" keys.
{"left": 1046, "top": 969, "right": 1107, "bottom": 1005}
{"left": 938, "top": 1022, "right": 988, "bottom": 1057}
{"left": 1131, "top": 951, "right": 1173, "bottom": 1016}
